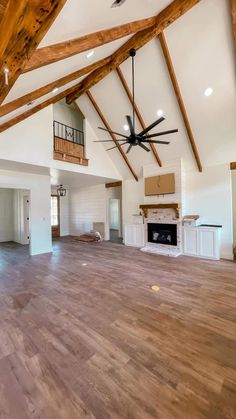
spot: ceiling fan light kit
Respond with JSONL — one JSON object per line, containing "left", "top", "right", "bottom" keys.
{"left": 94, "top": 49, "right": 178, "bottom": 154}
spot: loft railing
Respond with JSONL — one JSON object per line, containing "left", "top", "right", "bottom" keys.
{"left": 53, "top": 120, "right": 88, "bottom": 166}
{"left": 53, "top": 120, "right": 84, "bottom": 146}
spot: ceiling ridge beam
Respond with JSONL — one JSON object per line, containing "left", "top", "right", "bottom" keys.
{"left": 66, "top": 0, "right": 200, "bottom": 104}
{"left": 86, "top": 90, "right": 138, "bottom": 182}
{"left": 0, "top": 0, "right": 67, "bottom": 106}
{"left": 116, "top": 66, "right": 162, "bottom": 167}
{"left": 24, "top": 16, "right": 157, "bottom": 73}
{"left": 0, "top": 57, "right": 111, "bottom": 118}
{"left": 158, "top": 32, "right": 202, "bottom": 172}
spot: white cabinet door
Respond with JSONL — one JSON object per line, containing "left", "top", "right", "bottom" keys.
{"left": 124, "top": 224, "right": 144, "bottom": 247}
{"left": 183, "top": 227, "right": 198, "bottom": 256}
{"left": 198, "top": 228, "right": 219, "bottom": 259}
{"left": 183, "top": 227, "right": 221, "bottom": 260}
{"left": 124, "top": 224, "right": 135, "bottom": 246}
{"left": 134, "top": 225, "right": 145, "bottom": 247}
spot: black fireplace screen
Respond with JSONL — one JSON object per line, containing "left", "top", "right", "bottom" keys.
{"left": 148, "top": 223, "right": 177, "bottom": 246}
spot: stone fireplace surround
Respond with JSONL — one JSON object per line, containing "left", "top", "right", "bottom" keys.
{"left": 140, "top": 204, "right": 182, "bottom": 257}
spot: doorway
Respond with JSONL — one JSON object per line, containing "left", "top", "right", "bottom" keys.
{"left": 106, "top": 183, "right": 123, "bottom": 243}
{"left": 109, "top": 198, "right": 122, "bottom": 242}
{"left": 0, "top": 188, "right": 30, "bottom": 249}
{"left": 51, "top": 195, "right": 60, "bottom": 238}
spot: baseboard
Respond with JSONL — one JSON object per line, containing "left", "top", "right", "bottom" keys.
{"left": 221, "top": 253, "right": 234, "bottom": 261}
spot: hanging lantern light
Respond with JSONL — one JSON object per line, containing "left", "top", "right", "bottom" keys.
{"left": 57, "top": 184, "right": 66, "bottom": 197}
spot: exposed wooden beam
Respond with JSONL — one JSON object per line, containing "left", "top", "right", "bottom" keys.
{"left": 86, "top": 90, "right": 138, "bottom": 182}
{"left": 105, "top": 181, "right": 122, "bottom": 188}
{"left": 230, "top": 0, "right": 236, "bottom": 50}
{"left": 0, "top": 0, "right": 8, "bottom": 25}
{"left": 66, "top": 0, "right": 200, "bottom": 104}
{"left": 158, "top": 32, "right": 202, "bottom": 172}
{"left": 0, "top": 0, "right": 67, "bottom": 105}
{"left": 0, "top": 57, "right": 111, "bottom": 118}
{"left": 116, "top": 66, "right": 162, "bottom": 167}
{"left": 0, "top": 83, "right": 86, "bottom": 133}
{"left": 24, "top": 16, "right": 157, "bottom": 73}
{"left": 230, "top": 161, "right": 236, "bottom": 170}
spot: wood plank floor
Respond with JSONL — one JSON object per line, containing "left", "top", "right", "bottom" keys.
{"left": 0, "top": 238, "right": 236, "bottom": 419}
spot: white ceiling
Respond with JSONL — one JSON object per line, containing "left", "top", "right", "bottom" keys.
{"left": 50, "top": 168, "right": 116, "bottom": 188}
{"left": 1, "top": 0, "right": 236, "bottom": 179}
{"left": 40, "top": 0, "right": 172, "bottom": 46}
{"left": 77, "top": 0, "right": 236, "bottom": 176}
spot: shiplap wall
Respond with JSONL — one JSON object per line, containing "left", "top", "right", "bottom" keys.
{"left": 69, "top": 184, "right": 106, "bottom": 236}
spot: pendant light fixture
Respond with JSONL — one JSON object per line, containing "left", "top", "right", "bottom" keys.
{"left": 57, "top": 184, "right": 66, "bottom": 197}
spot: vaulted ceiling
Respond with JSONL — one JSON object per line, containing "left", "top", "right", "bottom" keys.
{"left": 0, "top": 0, "right": 235, "bottom": 180}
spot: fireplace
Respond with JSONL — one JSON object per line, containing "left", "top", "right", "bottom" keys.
{"left": 147, "top": 223, "right": 177, "bottom": 246}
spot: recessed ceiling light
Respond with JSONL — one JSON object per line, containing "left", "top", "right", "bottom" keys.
{"left": 123, "top": 124, "right": 129, "bottom": 131}
{"left": 81, "top": 263, "right": 87, "bottom": 266}
{"left": 52, "top": 87, "right": 59, "bottom": 93}
{"left": 86, "top": 50, "right": 95, "bottom": 59}
{"left": 204, "top": 87, "right": 213, "bottom": 97}
{"left": 157, "top": 109, "right": 164, "bottom": 117}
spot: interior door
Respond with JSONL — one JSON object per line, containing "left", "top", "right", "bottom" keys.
{"left": 51, "top": 195, "right": 60, "bottom": 238}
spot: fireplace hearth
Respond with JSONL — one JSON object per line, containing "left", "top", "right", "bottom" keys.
{"left": 148, "top": 223, "right": 177, "bottom": 246}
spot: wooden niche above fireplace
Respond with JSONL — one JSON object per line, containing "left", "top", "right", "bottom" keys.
{"left": 139, "top": 203, "right": 181, "bottom": 219}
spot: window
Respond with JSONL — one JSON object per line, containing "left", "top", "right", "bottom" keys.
{"left": 51, "top": 196, "right": 59, "bottom": 226}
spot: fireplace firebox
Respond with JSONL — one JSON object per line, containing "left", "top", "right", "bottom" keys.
{"left": 147, "top": 223, "right": 177, "bottom": 246}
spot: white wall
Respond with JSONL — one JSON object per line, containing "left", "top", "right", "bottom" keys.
{"left": 143, "top": 159, "right": 184, "bottom": 207}
{"left": 70, "top": 184, "right": 106, "bottom": 236}
{"left": 231, "top": 170, "right": 236, "bottom": 248}
{"left": 0, "top": 189, "right": 14, "bottom": 242}
{"left": 121, "top": 158, "right": 183, "bottom": 227}
{"left": 53, "top": 101, "right": 84, "bottom": 132}
{"left": 0, "top": 107, "right": 53, "bottom": 167}
{"left": 0, "top": 106, "right": 121, "bottom": 181}
{"left": 184, "top": 164, "right": 233, "bottom": 260}
{"left": 122, "top": 178, "right": 143, "bottom": 225}
{"left": 0, "top": 170, "right": 52, "bottom": 256}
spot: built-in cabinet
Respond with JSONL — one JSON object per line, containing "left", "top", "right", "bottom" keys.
{"left": 124, "top": 224, "right": 145, "bottom": 247}
{"left": 124, "top": 223, "right": 221, "bottom": 260}
{"left": 183, "top": 226, "right": 221, "bottom": 260}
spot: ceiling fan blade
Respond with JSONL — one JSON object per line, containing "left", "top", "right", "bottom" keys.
{"left": 126, "top": 143, "right": 133, "bottom": 154}
{"left": 139, "top": 143, "right": 150, "bottom": 152}
{"left": 145, "top": 129, "right": 178, "bottom": 139}
{"left": 106, "top": 141, "right": 128, "bottom": 151}
{"left": 98, "top": 126, "right": 129, "bottom": 139}
{"left": 138, "top": 117, "right": 165, "bottom": 137}
{"left": 126, "top": 115, "right": 135, "bottom": 136}
{"left": 142, "top": 140, "right": 170, "bottom": 144}
{"left": 93, "top": 139, "right": 127, "bottom": 142}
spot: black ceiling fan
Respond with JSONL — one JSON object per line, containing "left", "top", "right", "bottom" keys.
{"left": 94, "top": 49, "right": 178, "bottom": 154}
{"left": 111, "top": 0, "right": 127, "bottom": 7}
